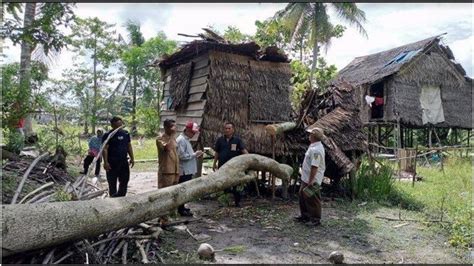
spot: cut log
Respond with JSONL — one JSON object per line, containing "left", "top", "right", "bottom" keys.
{"left": 265, "top": 122, "right": 297, "bottom": 136}
{"left": 1, "top": 154, "right": 292, "bottom": 257}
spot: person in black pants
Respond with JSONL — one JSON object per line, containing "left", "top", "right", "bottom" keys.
{"left": 81, "top": 129, "right": 104, "bottom": 176}
{"left": 102, "top": 116, "right": 135, "bottom": 197}
{"left": 212, "top": 122, "right": 248, "bottom": 207}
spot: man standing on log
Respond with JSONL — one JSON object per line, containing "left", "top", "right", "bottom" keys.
{"left": 102, "top": 116, "right": 135, "bottom": 197}
{"left": 213, "top": 122, "right": 248, "bottom": 207}
{"left": 294, "top": 127, "right": 325, "bottom": 226}
{"left": 176, "top": 121, "right": 204, "bottom": 216}
{"left": 156, "top": 119, "right": 179, "bottom": 188}
{"left": 81, "top": 128, "right": 103, "bottom": 177}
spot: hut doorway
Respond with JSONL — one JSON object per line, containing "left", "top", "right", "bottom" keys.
{"left": 370, "top": 81, "right": 384, "bottom": 119}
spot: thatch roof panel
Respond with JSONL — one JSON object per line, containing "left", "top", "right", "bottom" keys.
{"left": 334, "top": 35, "right": 442, "bottom": 86}
{"left": 307, "top": 107, "right": 367, "bottom": 152}
{"left": 157, "top": 40, "right": 289, "bottom": 70}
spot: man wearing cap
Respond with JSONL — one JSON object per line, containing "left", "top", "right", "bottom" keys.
{"left": 156, "top": 119, "right": 180, "bottom": 188}
{"left": 102, "top": 116, "right": 135, "bottom": 197}
{"left": 176, "top": 121, "right": 204, "bottom": 216}
{"left": 81, "top": 128, "right": 104, "bottom": 177}
{"left": 294, "top": 127, "right": 326, "bottom": 226}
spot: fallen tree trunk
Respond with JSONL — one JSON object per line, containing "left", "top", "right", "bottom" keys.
{"left": 265, "top": 122, "right": 297, "bottom": 136}
{"left": 1, "top": 154, "right": 292, "bottom": 257}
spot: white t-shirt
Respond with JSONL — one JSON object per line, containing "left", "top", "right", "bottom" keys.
{"left": 301, "top": 141, "right": 325, "bottom": 185}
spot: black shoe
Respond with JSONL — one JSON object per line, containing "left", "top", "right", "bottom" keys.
{"left": 305, "top": 220, "right": 321, "bottom": 227}
{"left": 79, "top": 171, "right": 86, "bottom": 174}
{"left": 293, "top": 216, "right": 310, "bottom": 223}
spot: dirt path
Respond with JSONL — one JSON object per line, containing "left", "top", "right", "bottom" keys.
{"left": 125, "top": 171, "right": 470, "bottom": 264}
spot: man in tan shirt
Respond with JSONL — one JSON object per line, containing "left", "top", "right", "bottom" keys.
{"left": 156, "top": 119, "right": 179, "bottom": 188}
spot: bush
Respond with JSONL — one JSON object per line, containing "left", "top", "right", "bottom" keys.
{"left": 36, "top": 126, "right": 84, "bottom": 156}
{"left": 137, "top": 106, "right": 160, "bottom": 137}
{"left": 348, "top": 158, "right": 395, "bottom": 202}
{"left": 4, "top": 129, "right": 25, "bottom": 154}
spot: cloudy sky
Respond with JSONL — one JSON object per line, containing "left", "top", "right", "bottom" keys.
{"left": 3, "top": 3, "right": 473, "bottom": 79}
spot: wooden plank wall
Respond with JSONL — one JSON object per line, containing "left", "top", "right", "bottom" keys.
{"left": 160, "top": 52, "right": 210, "bottom": 141}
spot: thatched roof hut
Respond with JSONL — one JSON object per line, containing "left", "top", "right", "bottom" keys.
{"left": 154, "top": 39, "right": 306, "bottom": 156}
{"left": 333, "top": 34, "right": 472, "bottom": 129}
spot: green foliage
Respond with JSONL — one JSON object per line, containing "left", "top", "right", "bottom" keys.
{"left": 217, "top": 192, "right": 233, "bottom": 207}
{"left": 35, "top": 123, "right": 84, "bottom": 155}
{"left": 349, "top": 159, "right": 395, "bottom": 202}
{"left": 223, "top": 26, "right": 251, "bottom": 43}
{"left": 54, "top": 188, "right": 73, "bottom": 202}
{"left": 273, "top": 3, "right": 365, "bottom": 90}
{"left": 136, "top": 105, "right": 160, "bottom": 137}
{"left": 1, "top": 61, "right": 49, "bottom": 131}
{"left": 4, "top": 130, "right": 25, "bottom": 154}
{"left": 2, "top": 3, "right": 75, "bottom": 55}
{"left": 118, "top": 30, "right": 177, "bottom": 131}
{"left": 223, "top": 245, "right": 247, "bottom": 253}
{"left": 254, "top": 19, "right": 291, "bottom": 50}
{"left": 289, "top": 58, "right": 338, "bottom": 108}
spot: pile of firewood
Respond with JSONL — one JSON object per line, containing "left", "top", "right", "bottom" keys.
{"left": 2, "top": 155, "right": 106, "bottom": 204}
{"left": 2, "top": 220, "right": 170, "bottom": 264}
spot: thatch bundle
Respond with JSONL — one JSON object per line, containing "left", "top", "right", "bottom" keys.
{"left": 169, "top": 61, "right": 194, "bottom": 110}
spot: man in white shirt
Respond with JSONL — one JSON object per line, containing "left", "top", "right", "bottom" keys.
{"left": 294, "top": 127, "right": 326, "bottom": 226}
{"left": 176, "top": 121, "right": 203, "bottom": 216}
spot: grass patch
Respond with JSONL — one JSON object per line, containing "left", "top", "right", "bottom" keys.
{"left": 131, "top": 138, "right": 157, "bottom": 160}
{"left": 390, "top": 157, "right": 472, "bottom": 248}
{"left": 222, "top": 245, "right": 247, "bottom": 254}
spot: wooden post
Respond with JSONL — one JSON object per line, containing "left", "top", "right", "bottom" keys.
{"left": 412, "top": 145, "right": 418, "bottom": 187}
{"left": 432, "top": 129, "right": 445, "bottom": 173}
{"left": 271, "top": 135, "right": 276, "bottom": 201}
{"left": 400, "top": 125, "right": 404, "bottom": 148}
{"left": 53, "top": 105, "right": 59, "bottom": 148}
{"left": 194, "top": 142, "right": 203, "bottom": 178}
{"left": 281, "top": 156, "right": 288, "bottom": 200}
{"left": 428, "top": 128, "right": 432, "bottom": 148}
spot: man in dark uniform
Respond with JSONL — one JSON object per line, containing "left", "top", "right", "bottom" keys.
{"left": 213, "top": 122, "right": 248, "bottom": 207}
{"left": 102, "top": 116, "right": 135, "bottom": 197}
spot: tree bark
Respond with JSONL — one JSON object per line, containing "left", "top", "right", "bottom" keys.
{"left": 19, "top": 3, "right": 37, "bottom": 137}
{"left": 1, "top": 154, "right": 292, "bottom": 257}
{"left": 265, "top": 122, "right": 297, "bottom": 136}
{"left": 92, "top": 38, "right": 98, "bottom": 134}
{"left": 132, "top": 73, "right": 137, "bottom": 130}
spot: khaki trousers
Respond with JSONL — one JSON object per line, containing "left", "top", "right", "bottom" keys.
{"left": 158, "top": 173, "right": 179, "bottom": 189}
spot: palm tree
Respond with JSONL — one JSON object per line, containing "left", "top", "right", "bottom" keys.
{"left": 275, "top": 3, "right": 367, "bottom": 91}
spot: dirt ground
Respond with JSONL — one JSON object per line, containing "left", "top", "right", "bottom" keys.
{"left": 122, "top": 170, "right": 470, "bottom": 264}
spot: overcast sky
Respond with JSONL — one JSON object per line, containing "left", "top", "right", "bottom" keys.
{"left": 3, "top": 3, "right": 473, "bottom": 80}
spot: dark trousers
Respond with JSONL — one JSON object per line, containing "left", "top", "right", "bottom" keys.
{"left": 225, "top": 186, "right": 241, "bottom": 206}
{"left": 298, "top": 182, "right": 322, "bottom": 222}
{"left": 106, "top": 160, "right": 130, "bottom": 197}
{"left": 178, "top": 174, "right": 193, "bottom": 213}
{"left": 84, "top": 155, "right": 101, "bottom": 176}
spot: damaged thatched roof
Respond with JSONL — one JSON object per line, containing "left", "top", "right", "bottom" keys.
{"left": 287, "top": 82, "right": 367, "bottom": 177}
{"left": 154, "top": 30, "right": 289, "bottom": 70}
{"left": 334, "top": 34, "right": 469, "bottom": 86}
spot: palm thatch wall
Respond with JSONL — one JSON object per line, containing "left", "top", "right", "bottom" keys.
{"left": 200, "top": 51, "right": 297, "bottom": 156}
{"left": 335, "top": 34, "right": 472, "bottom": 129}
{"left": 157, "top": 41, "right": 297, "bottom": 156}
